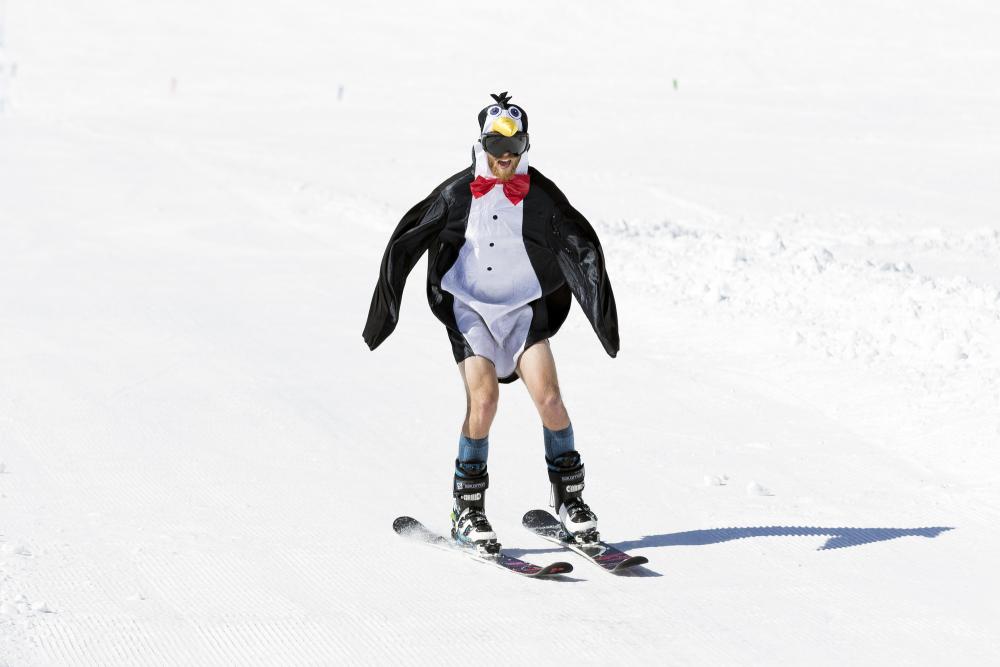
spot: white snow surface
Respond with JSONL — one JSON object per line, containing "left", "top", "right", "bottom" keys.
{"left": 2, "top": 1, "right": 999, "bottom": 664}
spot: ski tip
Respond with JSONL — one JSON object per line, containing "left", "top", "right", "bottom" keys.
{"left": 613, "top": 555, "right": 650, "bottom": 572}
{"left": 534, "top": 561, "right": 574, "bottom": 577}
{"left": 522, "top": 508, "right": 557, "bottom": 528}
{"left": 392, "top": 516, "right": 419, "bottom": 534}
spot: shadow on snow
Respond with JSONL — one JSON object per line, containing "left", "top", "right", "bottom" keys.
{"left": 617, "top": 525, "right": 955, "bottom": 552}
{"left": 512, "top": 525, "right": 954, "bottom": 556}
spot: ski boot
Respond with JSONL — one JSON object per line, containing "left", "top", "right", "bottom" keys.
{"left": 548, "top": 451, "right": 599, "bottom": 544}
{"left": 450, "top": 460, "right": 501, "bottom": 557}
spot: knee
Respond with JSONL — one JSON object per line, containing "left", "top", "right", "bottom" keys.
{"left": 536, "top": 386, "right": 565, "bottom": 414}
{"left": 469, "top": 387, "right": 499, "bottom": 418}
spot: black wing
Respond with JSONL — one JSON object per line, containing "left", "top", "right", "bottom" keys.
{"left": 362, "top": 171, "right": 466, "bottom": 350}
{"left": 531, "top": 168, "right": 619, "bottom": 357}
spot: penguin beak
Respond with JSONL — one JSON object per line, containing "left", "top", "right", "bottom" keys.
{"left": 490, "top": 116, "right": 518, "bottom": 137}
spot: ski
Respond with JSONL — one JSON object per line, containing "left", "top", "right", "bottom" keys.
{"left": 522, "top": 509, "right": 648, "bottom": 573}
{"left": 393, "top": 516, "right": 573, "bottom": 578}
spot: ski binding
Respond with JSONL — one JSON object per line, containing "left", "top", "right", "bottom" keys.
{"left": 393, "top": 516, "right": 573, "bottom": 578}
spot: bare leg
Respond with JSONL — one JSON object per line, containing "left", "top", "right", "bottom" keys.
{"left": 517, "top": 341, "right": 596, "bottom": 535}
{"left": 451, "top": 357, "right": 500, "bottom": 549}
{"left": 516, "top": 340, "right": 571, "bottom": 430}
{"left": 458, "top": 356, "right": 500, "bottom": 439}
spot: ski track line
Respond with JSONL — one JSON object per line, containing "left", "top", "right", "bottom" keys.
{"left": 42, "top": 617, "right": 162, "bottom": 667}
{"left": 37, "top": 616, "right": 363, "bottom": 666}
{"left": 36, "top": 609, "right": 636, "bottom": 665}
{"left": 29, "top": 567, "right": 423, "bottom": 665}
{"left": 135, "top": 551, "right": 301, "bottom": 619}
{"left": 191, "top": 618, "right": 363, "bottom": 666}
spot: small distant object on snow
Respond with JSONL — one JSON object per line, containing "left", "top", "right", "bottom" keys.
{"left": 704, "top": 474, "right": 729, "bottom": 486}
{"left": 746, "top": 481, "right": 774, "bottom": 496}
{"left": 337, "top": 84, "right": 344, "bottom": 101}
{"left": 2, "top": 543, "right": 31, "bottom": 556}
{"left": 33, "top": 600, "right": 54, "bottom": 613}
{"left": 672, "top": 78, "right": 679, "bottom": 91}
{"left": 0, "top": 461, "right": 6, "bottom": 473}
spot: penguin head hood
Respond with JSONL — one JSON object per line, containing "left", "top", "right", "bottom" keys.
{"left": 477, "top": 91, "right": 530, "bottom": 158}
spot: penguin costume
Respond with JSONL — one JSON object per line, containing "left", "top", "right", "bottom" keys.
{"left": 363, "top": 92, "right": 619, "bottom": 380}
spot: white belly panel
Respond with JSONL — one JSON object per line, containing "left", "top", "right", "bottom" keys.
{"left": 441, "top": 186, "right": 542, "bottom": 375}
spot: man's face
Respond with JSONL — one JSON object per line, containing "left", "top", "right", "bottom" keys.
{"left": 486, "top": 151, "right": 521, "bottom": 182}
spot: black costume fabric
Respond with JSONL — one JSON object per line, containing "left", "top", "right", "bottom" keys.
{"left": 362, "top": 165, "right": 619, "bottom": 384}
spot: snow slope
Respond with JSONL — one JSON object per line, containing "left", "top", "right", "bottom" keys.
{"left": 2, "top": 1, "right": 999, "bottom": 664}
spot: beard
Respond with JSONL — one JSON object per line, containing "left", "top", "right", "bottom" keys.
{"left": 487, "top": 154, "right": 520, "bottom": 182}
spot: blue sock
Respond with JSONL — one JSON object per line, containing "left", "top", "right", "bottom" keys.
{"left": 543, "top": 423, "right": 575, "bottom": 469}
{"left": 456, "top": 434, "right": 489, "bottom": 477}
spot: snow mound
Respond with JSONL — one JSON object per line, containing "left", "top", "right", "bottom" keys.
{"left": 603, "top": 217, "right": 1000, "bottom": 380}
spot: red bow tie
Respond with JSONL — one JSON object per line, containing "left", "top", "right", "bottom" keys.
{"left": 469, "top": 173, "right": 530, "bottom": 206}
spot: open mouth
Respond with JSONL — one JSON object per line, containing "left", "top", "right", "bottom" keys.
{"left": 497, "top": 158, "right": 513, "bottom": 169}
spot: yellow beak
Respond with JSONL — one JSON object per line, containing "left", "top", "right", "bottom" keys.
{"left": 490, "top": 116, "right": 518, "bottom": 137}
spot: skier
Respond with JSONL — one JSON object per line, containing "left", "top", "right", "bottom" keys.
{"left": 363, "top": 92, "right": 619, "bottom": 555}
